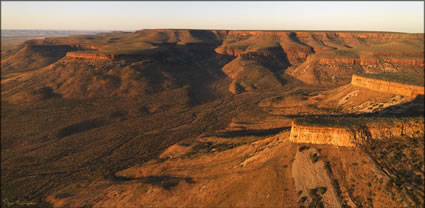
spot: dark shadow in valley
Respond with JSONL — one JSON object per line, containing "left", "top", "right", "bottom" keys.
{"left": 113, "top": 175, "right": 195, "bottom": 190}
{"left": 149, "top": 42, "right": 234, "bottom": 106}
{"left": 241, "top": 46, "right": 291, "bottom": 87}
{"left": 288, "top": 32, "right": 315, "bottom": 53}
{"left": 56, "top": 118, "right": 107, "bottom": 139}
{"left": 208, "top": 127, "right": 291, "bottom": 138}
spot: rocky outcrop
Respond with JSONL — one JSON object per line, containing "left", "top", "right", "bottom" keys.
{"left": 358, "top": 58, "right": 380, "bottom": 65}
{"left": 318, "top": 57, "right": 423, "bottom": 66}
{"left": 214, "top": 46, "right": 246, "bottom": 56}
{"left": 65, "top": 51, "right": 150, "bottom": 60}
{"left": 318, "top": 58, "right": 379, "bottom": 65}
{"left": 351, "top": 74, "right": 424, "bottom": 96}
{"left": 318, "top": 58, "right": 359, "bottom": 65}
{"left": 289, "top": 119, "right": 424, "bottom": 147}
{"left": 69, "top": 44, "right": 103, "bottom": 50}
{"left": 289, "top": 122, "right": 355, "bottom": 147}
{"left": 66, "top": 52, "right": 114, "bottom": 60}
{"left": 356, "top": 120, "right": 424, "bottom": 142}
{"left": 386, "top": 58, "right": 424, "bottom": 66}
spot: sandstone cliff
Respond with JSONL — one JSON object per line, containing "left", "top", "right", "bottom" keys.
{"left": 289, "top": 119, "right": 424, "bottom": 147}
{"left": 351, "top": 74, "right": 424, "bottom": 97}
{"left": 386, "top": 58, "right": 424, "bottom": 66}
{"left": 318, "top": 58, "right": 379, "bottom": 66}
{"left": 289, "top": 122, "right": 355, "bottom": 147}
{"left": 65, "top": 51, "right": 148, "bottom": 60}
{"left": 69, "top": 44, "right": 103, "bottom": 50}
{"left": 317, "top": 57, "right": 424, "bottom": 67}
{"left": 65, "top": 52, "right": 114, "bottom": 60}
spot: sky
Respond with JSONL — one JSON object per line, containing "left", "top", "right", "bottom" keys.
{"left": 1, "top": 1, "right": 424, "bottom": 33}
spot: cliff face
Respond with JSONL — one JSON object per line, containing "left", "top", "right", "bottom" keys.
{"left": 69, "top": 44, "right": 102, "bottom": 50}
{"left": 317, "top": 57, "right": 424, "bottom": 67}
{"left": 214, "top": 46, "right": 246, "bottom": 57}
{"left": 289, "top": 123, "right": 355, "bottom": 147}
{"left": 355, "top": 120, "right": 424, "bottom": 142}
{"left": 65, "top": 51, "right": 152, "bottom": 61}
{"left": 318, "top": 58, "right": 376, "bottom": 66}
{"left": 387, "top": 58, "right": 424, "bottom": 66}
{"left": 351, "top": 74, "right": 424, "bottom": 97}
{"left": 65, "top": 52, "right": 114, "bottom": 60}
{"left": 289, "top": 119, "right": 424, "bottom": 147}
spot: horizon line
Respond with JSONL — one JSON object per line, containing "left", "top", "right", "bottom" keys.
{"left": 2, "top": 28, "right": 424, "bottom": 34}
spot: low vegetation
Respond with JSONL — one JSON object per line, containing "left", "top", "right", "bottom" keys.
{"left": 364, "top": 136, "right": 424, "bottom": 206}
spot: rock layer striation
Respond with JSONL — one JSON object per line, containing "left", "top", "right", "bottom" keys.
{"left": 351, "top": 74, "right": 424, "bottom": 97}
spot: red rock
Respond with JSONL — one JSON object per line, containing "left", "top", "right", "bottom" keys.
{"left": 351, "top": 74, "right": 424, "bottom": 96}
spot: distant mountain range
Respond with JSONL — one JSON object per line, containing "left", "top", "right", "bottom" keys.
{"left": 1, "top": 29, "right": 112, "bottom": 38}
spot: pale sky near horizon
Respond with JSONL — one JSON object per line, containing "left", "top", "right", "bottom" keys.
{"left": 1, "top": 1, "right": 424, "bottom": 33}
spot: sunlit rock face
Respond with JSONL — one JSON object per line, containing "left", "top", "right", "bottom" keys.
{"left": 351, "top": 74, "right": 424, "bottom": 96}
{"left": 289, "top": 123, "right": 355, "bottom": 147}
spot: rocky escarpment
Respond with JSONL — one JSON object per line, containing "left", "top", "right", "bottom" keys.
{"left": 289, "top": 119, "right": 424, "bottom": 147}
{"left": 69, "top": 44, "right": 103, "bottom": 50}
{"left": 65, "top": 51, "right": 149, "bottom": 61}
{"left": 65, "top": 52, "right": 115, "bottom": 60}
{"left": 318, "top": 57, "right": 424, "bottom": 66}
{"left": 351, "top": 74, "right": 424, "bottom": 97}
{"left": 289, "top": 122, "right": 355, "bottom": 147}
{"left": 387, "top": 58, "right": 424, "bottom": 66}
